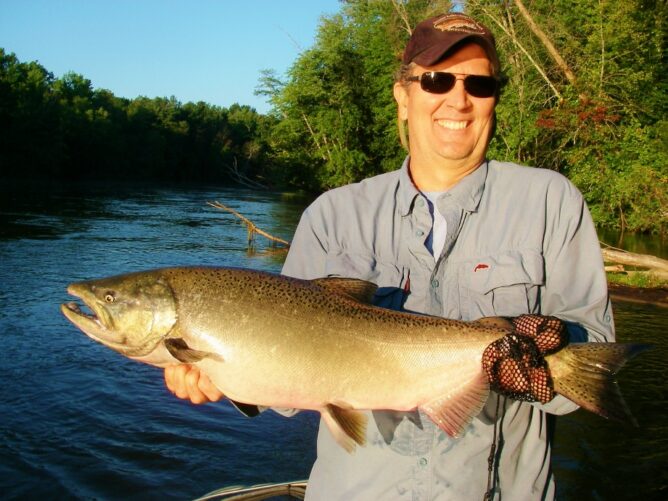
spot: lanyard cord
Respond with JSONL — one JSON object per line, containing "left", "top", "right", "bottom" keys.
{"left": 484, "top": 395, "right": 505, "bottom": 501}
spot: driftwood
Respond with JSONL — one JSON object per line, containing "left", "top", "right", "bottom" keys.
{"left": 602, "top": 247, "right": 668, "bottom": 272}
{"left": 207, "top": 201, "right": 290, "bottom": 249}
{"left": 601, "top": 244, "right": 668, "bottom": 282}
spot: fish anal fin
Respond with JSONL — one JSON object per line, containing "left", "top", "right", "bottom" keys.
{"left": 164, "top": 338, "right": 223, "bottom": 364}
{"left": 228, "top": 399, "right": 261, "bottom": 418}
{"left": 420, "top": 372, "right": 490, "bottom": 437}
{"left": 312, "top": 277, "right": 377, "bottom": 304}
{"left": 321, "top": 404, "right": 368, "bottom": 453}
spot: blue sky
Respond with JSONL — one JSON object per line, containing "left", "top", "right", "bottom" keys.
{"left": 0, "top": 0, "right": 343, "bottom": 113}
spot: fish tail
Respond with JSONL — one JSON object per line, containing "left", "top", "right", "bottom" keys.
{"left": 549, "top": 343, "right": 650, "bottom": 426}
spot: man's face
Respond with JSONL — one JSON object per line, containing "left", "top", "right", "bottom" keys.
{"left": 394, "top": 43, "right": 496, "bottom": 174}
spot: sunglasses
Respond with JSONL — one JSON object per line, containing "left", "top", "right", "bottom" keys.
{"left": 406, "top": 71, "right": 499, "bottom": 98}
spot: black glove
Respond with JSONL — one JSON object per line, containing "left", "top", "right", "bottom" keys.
{"left": 482, "top": 314, "right": 568, "bottom": 403}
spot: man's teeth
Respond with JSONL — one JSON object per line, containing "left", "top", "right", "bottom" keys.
{"left": 437, "top": 120, "right": 468, "bottom": 130}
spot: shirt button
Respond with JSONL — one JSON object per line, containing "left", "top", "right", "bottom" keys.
{"left": 419, "top": 457, "right": 428, "bottom": 467}
{"left": 431, "top": 279, "right": 439, "bottom": 288}
{"left": 416, "top": 230, "right": 424, "bottom": 237}
{"left": 416, "top": 199, "right": 425, "bottom": 207}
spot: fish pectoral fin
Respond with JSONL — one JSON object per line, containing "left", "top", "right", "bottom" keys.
{"left": 321, "top": 404, "right": 368, "bottom": 453}
{"left": 312, "top": 277, "right": 377, "bottom": 304}
{"left": 420, "top": 372, "right": 490, "bottom": 438}
{"left": 372, "top": 409, "right": 423, "bottom": 445}
{"left": 228, "top": 399, "right": 261, "bottom": 418}
{"left": 164, "top": 338, "right": 223, "bottom": 364}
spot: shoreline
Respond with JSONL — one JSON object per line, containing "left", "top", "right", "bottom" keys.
{"left": 608, "top": 283, "right": 668, "bottom": 308}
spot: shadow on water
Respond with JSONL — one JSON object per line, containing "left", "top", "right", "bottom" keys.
{"left": 0, "top": 181, "right": 665, "bottom": 500}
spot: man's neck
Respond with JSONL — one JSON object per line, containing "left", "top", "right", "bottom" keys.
{"left": 409, "top": 157, "right": 484, "bottom": 191}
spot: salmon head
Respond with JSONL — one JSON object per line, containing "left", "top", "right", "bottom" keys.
{"left": 61, "top": 270, "right": 177, "bottom": 357}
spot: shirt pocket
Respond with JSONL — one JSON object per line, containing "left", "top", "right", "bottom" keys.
{"left": 461, "top": 249, "right": 544, "bottom": 319}
{"left": 325, "top": 251, "right": 408, "bottom": 310}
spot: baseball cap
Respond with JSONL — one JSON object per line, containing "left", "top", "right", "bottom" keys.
{"left": 403, "top": 13, "right": 500, "bottom": 74}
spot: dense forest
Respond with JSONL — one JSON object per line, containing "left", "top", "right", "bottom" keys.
{"left": 1, "top": 0, "right": 666, "bottom": 233}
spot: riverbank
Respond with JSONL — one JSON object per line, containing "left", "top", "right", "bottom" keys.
{"left": 608, "top": 282, "right": 668, "bottom": 308}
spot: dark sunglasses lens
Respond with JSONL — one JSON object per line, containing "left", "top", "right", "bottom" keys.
{"left": 464, "top": 75, "right": 498, "bottom": 98}
{"left": 421, "top": 72, "right": 456, "bottom": 94}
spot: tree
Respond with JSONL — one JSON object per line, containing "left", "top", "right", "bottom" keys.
{"left": 467, "top": 0, "right": 667, "bottom": 233}
{"left": 259, "top": 0, "right": 452, "bottom": 190}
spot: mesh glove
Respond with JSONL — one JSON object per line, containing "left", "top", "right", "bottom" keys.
{"left": 482, "top": 315, "right": 568, "bottom": 403}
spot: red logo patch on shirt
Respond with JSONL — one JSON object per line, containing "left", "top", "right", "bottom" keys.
{"left": 473, "top": 263, "right": 489, "bottom": 272}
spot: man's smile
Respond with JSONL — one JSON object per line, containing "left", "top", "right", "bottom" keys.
{"left": 436, "top": 119, "right": 468, "bottom": 130}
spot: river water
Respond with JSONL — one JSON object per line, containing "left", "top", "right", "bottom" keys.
{"left": 0, "top": 183, "right": 665, "bottom": 500}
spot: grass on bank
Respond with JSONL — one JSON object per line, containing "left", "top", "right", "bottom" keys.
{"left": 606, "top": 271, "right": 668, "bottom": 288}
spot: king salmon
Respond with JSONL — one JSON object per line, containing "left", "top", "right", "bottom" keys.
{"left": 61, "top": 266, "right": 644, "bottom": 452}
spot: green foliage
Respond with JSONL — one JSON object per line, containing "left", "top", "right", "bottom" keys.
{"left": 257, "top": 0, "right": 452, "bottom": 190}
{"left": 0, "top": 48, "right": 274, "bottom": 185}
{"left": 470, "top": 0, "right": 667, "bottom": 233}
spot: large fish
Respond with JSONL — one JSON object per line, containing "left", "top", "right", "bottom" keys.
{"left": 61, "top": 266, "right": 644, "bottom": 452}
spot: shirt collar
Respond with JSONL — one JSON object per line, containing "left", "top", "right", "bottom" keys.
{"left": 397, "top": 156, "right": 488, "bottom": 216}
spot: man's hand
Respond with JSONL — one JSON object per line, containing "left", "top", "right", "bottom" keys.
{"left": 164, "top": 365, "right": 224, "bottom": 404}
{"left": 482, "top": 315, "right": 568, "bottom": 403}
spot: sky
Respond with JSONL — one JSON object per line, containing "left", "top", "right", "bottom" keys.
{"left": 0, "top": 0, "right": 344, "bottom": 114}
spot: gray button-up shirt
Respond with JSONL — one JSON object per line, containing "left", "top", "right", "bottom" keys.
{"left": 281, "top": 158, "right": 614, "bottom": 500}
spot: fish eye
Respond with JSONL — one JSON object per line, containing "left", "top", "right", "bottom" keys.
{"left": 104, "top": 292, "right": 116, "bottom": 303}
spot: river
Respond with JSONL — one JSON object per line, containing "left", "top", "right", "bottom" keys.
{"left": 0, "top": 183, "right": 665, "bottom": 500}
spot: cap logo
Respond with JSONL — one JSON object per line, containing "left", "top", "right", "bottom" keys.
{"left": 433, "top": 14, "right": 486, "bottom": 34}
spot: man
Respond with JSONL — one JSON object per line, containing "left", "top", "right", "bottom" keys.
{"left": 165, "top": 13, "right": 613, "bottom": 500}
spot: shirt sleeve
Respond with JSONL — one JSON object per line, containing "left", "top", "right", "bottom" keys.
{"left": 535, "top": 179, "right": 615, "bottom": 415}
{"left": 282, "top": 204, "right": 329, "bottom": 280}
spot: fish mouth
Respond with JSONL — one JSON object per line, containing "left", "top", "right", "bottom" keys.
{"left": 61, "top": 285, "right": 124, "bottom": 347}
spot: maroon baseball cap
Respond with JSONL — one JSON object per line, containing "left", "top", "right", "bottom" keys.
{"left": 403, "top": 13, "right": 500, "bottom": 74}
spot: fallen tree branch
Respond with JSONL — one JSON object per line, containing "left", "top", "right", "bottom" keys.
{"left": 224, "top": 157, "right": 268, "bottom": 190}
{"left": 208, "top": 201, "right": 290, "bottom": 249}
{"left": 601, "top": 245, "right": 668, "bottom": 271}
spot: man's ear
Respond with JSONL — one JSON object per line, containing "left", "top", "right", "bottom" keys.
{"left": 393, "top": 82, "right": 409, "bottom": 121}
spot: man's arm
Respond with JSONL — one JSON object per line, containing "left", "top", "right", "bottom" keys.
{"left": 536, "top": 181, "right": 615, "bottom": 414}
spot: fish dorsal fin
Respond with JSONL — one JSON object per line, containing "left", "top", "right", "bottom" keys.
{"left": 312, "top": 277, "right": 377, "bottom": 304}
{"left": 320, "top": 404, "right": 368, "bottom": 453}
{"left": 228, "top": 399, "right": 261, "bottom": 418}
{"left": 472, "top": 316, "right": 513, "bottom": 330}
{"left": 420, "top": 371, "right": 490, "bottom": 438}
{"left": 164, "top": 338, "right": 224, "bottom": 364}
